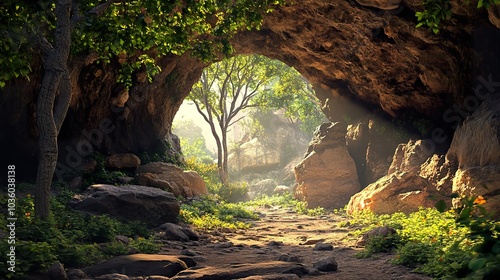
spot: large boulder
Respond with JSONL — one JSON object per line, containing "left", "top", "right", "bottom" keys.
{"left": 294, "top": 122, "right": 360, "bottom": 209}
{"left": 447, "top": 96, "right": 500, "bottom": 216}
{"left": 83, "top": 254, "right": 196, "bottom": 278}
{"left": 346, "top": 140, "right": 448, "bottom": 214}
{"left": 69, "top": 184, "right": 180, "bottom": 227}
{"left": 137, "top": 162, "right": 207, "bottom": 198}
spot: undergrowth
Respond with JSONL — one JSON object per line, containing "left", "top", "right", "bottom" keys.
{"left": 347, "top": 195, "right": 500, "bottom": 279}
{"left": 0, "top": 183, "right": 158, "bottom": 279}
{"left": 241, "top": 193, "right": 326, "bottom": 216}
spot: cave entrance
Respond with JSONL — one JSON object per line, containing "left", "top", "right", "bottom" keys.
{"left": 173, "top": 54, "right": 327, "bottom": 202}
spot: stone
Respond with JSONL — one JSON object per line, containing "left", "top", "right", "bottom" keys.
{"left": 313, "top": 256, "right": 338, "bottom": 272}
{"left": 346, "top": 139, "right": 445, "bottom": 215}
{"left": 158, "top": 223, "right": 199, "bottom": 241}
{"left": 137, "top": 162, "right": 207, "bottom": 198}
{"left": 83, "top": 254, "right": 196, "bottom": 278}
{"left": 248, "top": 179, "right": 278, "bottom": 200}
{"left": 236, "top": 274, "right": 301, "bottom": 280}
{"left": 48, "top": 261, "right": 68, "bottom": 280}
{"left": 171, "top": 261, "right": 308, "bottom": 279}
{"left": 69, "top": 184, "right": 180, "bottom": 227}
{"left": 294, "top": 122, "right": 361, "bottom": 209}
{"left": 67, "top": 269, "right": 89, "bottom": 280}
{"left": 447, "top": 96, "right": 500, "bottom": 217}
{"left": 313, "top": 242, "right": 334, "bottom": 251}
{"left": 356, "top": 226, "right": 397, "bottom": 246}
{"left": 346, "top": 171, "right": 435, "bottom": 214}
{"left": 273, "top": 185, "right": 291, "bottom": 195}
{"left": 278, "top": 254, "right": 303, "bottom": 263}
{"left": 106, "top": 153, "right": 141, "bottom": 169}
{"left": 180, "top": 249, "right": 197, "bottom": 256}
{"left": 95, "top": 274, "right": 130, "bottom": 280}
{"left": 355, "top": 0, "right": 401, "bottom": 10}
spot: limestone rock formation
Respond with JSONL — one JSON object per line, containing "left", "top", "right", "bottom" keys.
{"left": 137, "top": 162, "right": 207, "bottom": 198}
{"left": 294, "top": 122, "right": 360, "bottom": 209}
{"left": 447, "top": 96, "right": 500, "bottom": 215}
{"left": 106, "top": 153, "right": 141, "bottom": 169}
{"left": 69, "top": 184, "right": 180, "bottom": 227}
{"left": 346, "top": 140, "right": 445, "bottom": 214}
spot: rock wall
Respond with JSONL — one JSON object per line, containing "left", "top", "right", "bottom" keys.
{"left": 1, "top": 0, "right": 500, "bottom": 187}
{"left": 294, "top": 123, "right": 360, "bottom": 209}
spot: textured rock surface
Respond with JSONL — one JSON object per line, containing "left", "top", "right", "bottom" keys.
{"left": 346, "top": 140, "right": 445, "bottom": 214}
{"left": 447, "top": 97, "right": 500, "bottom": 216}
{"left": 171, "top": 261, "right": 308, "bottom": 280}
{"left": 294, "top": 122, "right": 360, "bottom": 208}
{"left": 137, "top": 162, "right": 207, "bottom": 198}
{"left": 69, "top": 184, "right": 180, "bottom": 226}
{"left": 82, "top": 254, "right": 196, "bottom": 278}
{"left": 105, "top": 153, "right": 141, "bottom": 169}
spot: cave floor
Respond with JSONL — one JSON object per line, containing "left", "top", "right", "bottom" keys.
{"left": 160, "top": 206, "right": 432, "bottom": 280}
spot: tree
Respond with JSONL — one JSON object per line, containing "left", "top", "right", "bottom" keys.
{"left": 188, "top": 54, "right": 324, "bottom": 186}
{"left": 1, "top": 0, "right": 286, "bottom": 218}
{"left": 189, "top": 55, "right": 274, "bottom": 185}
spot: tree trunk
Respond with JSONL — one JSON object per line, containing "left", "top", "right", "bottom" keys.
{"left": 34, "top": 0, "right": 72, "bottom": 219}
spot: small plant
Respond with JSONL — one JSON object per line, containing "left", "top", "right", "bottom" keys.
{"left": 179, "top": 195, "right": 258, "bottom": 230}
{"left": 436, "top": 195, "right": 500, "bottom": 279}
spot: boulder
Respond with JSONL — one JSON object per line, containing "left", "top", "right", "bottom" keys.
{"left": 294, "top": 122, "right": 360, "bottom": 209}
{"left": 447, "top": 96, "right": 500, "bottom": 216}
{"left": 48, "top": 261, "right": 67, "bottom": 280}
{"left": 106, "top": 153, "right": 141, "bottom": 169}
{"left": 171, "top": 261, "right": 308, "bottom": 280}
{"left": 346, "top": 140, "right": 447, "bottom": 214}
{"left": 83, "top": 254, "right": 196, "bottom": 278}
{"left": 248, "top": 179, "right": 277, "bottom": 200}
{"left": 356, "top": 226, "right": 397, "bottom": 246}
{"left": 137, "top": 162, "right": 207, "bottom": 198}
{"left": 158, "top": 222, "right": 199, "bottom": 241}
{"left": 69, "top": 184, "right": 180, "bottom": 227}
{"left": 273, "top": 185, "right": 292, "bottom": 195}
{"left": 313, "top": 256, "right": 338, "bottom": 272}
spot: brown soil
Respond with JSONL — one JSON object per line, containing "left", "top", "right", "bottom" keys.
{"left": 161, "top": 205, "right": 432, "bottom": 280}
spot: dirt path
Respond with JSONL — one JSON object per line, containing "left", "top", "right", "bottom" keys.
{"left": 161, "top": 205, "right": 432, "bottom": 280}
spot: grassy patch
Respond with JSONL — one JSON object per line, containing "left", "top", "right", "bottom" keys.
{"left": 241, "top": 193, "right": 326, "bottom": 216}
{"left": 346, "top": 206, "right": 496, "bottom": 278}
{"left": 179, "top": 195, "right": 258, "bottom": 230}
{"left": 0, "top": 184, "right": 158, "bottom": 278}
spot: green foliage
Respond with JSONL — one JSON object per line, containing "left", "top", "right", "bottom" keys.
{"left": 415, "top": 0, "right": 500, "bottom": 34}
{"left": 180, "top": 195, "right": 258, "bottom": 230}
{"left": 347, "top": 206, "right": 485, "bottom": 278}
{"left": 356, "top": 234, "right": 402, "bottom": 258}
{"left": 437, "top": 195, "right": 500, "bottom": 279}
{"left": 1, "top": 0, "right": 287, "bottom": 87}
{"left": 0, "top": 190, "right": 155, "bottom": 278}
{"left": 241, "top": 193, "right": 326, "bottom": 216}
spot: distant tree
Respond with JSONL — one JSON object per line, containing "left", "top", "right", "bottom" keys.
{"left": 188, "top": 54, "right": 324, "bottom": 186}
{"left": 172, "top": 119, "right": 215, "bottom": 162}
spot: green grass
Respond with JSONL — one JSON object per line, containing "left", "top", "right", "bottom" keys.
{"left": 240, "top": 193, "right": 326, "bottom": 216}
{"left": 346, "top": 204, "right": 500, "bottom": 279}
{"left": 0, "top": 184, "right": 159, "bottom": 278}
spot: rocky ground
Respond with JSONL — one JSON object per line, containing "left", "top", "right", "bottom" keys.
{"left": 151, "top": 206, "right": 431, "bottom": 280}
{"left": 63, "top": 205, "right": 433, "bottom": 280}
